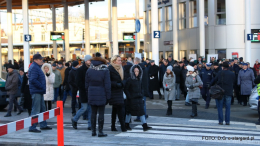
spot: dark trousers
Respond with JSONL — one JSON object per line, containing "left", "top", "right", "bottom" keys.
{"left": 71, "top": 90, "right": 77, "bottom": 114}
{"left": 234, "top": 84, "right": 240, "bottom": 102}
{"left": 149, "top": 89, "right": 162, "bottom": 99}
{"left": 201, "top": 87, "right": 211, "bottom": 106}
{"left": 241, "top": 95, "right": 249, "bottom": 105}
{"left": 111, "top": 105, "right": 125, "bottom": 129}
{"left": 91, "top": 105, "right": 105, "bottom": 132}
{"left": 59, "top": 85, "right": 64, "bottom": 100}
{"left": 45, "top": 101, "right": 52, "bottom": 111}
{"left": 8, "top": 94, "right": 22, "bottom": 114}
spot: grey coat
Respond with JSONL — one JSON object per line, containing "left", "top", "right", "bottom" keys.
{"left": 185, "top": 73, "right": 203, "bottom": 99}
{"left": 53, "top": 69, "right": 62, "bottom": 88}
{"left": 237, "top": 69, "right": 255, "bottom": 95}
{"left": 163, "top": 71, "right": 176, "bottom": 101}
{"left": 5, "top": 70, "right": 19, "bottom": 95}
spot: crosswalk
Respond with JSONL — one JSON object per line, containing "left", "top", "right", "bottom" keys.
{"left": 115, "top": 123, "right": 260, "bottom": 145}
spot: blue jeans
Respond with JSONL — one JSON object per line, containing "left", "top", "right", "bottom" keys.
{"left": 175, "top": 83, "right": 180, "bottom": 99}
{"left": 216, "top": 95, "right": 232, "bottom": 124}
{"left": 185, "top": 93, "right": 189, "bottom": 103}
{"left": 126, "top": 114, "right": 146, "bottom": 124}
{"left": 136, "top": 96, "right": 146, "bottom": 120}
{"left": 201, "top": 87, "right": 211, "bottom": 106}
{"left": 29, "top": 94, "right": 48, "bottom": 130}
{"left": 53, "top": 87, "right": 59, "bottom": 102}
{"left": 73, "top": 103, "right": 91, "bottom": 128}
{"left": 63, "top": 90, "right": 72, "bottom": 104}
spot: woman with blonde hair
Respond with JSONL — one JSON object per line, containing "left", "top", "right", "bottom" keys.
{"left": 108, "top": 55, "right": 127, "bottom": 132}
{"left": 41, "top": 63, "right": 55, "bottom": 110}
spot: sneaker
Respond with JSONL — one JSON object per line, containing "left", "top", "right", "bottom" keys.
{"left": 71, "top": 118, "right": 77, "bottom": 129}
{"left": 40, "top": 126, "right": 52, "bottom": 130}
{"left": 29, "top": 129, "right": 41, "bottom": 133}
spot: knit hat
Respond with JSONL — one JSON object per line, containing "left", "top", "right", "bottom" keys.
{"left": 19, "top": 68, "right": 24, "bottom": 72}
{"left": 84, "top": 55, "right": 92, "bottom": 61}
{"left": 213, "top": 62, "right": 219, "bottom": 66}
{"left": 167, "top": 66, "right": 173, "bottom": 71}
{"left": 8, "top": 65, "right": 15, "bottom": 69}
{"left": 33, "top": 54, "right": 43, "bottom": 60}
{"left": 65, "top": 63, "right": 69, "bottom": 67}
{"left": 72, "top": 61, "right": 79, "bottom": 67}
{"left": 95, "top": 52, "right": 101, "bottom": 57}
{"left": 187, "top": 66, "right": 194, "bottom": 72}
{"left": 222, "top": 62, "right": 229, "bottom": 68}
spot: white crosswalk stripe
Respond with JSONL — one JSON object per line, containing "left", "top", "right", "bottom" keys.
{"left": 115, "top": 123, "right": 260, "bottom": 145}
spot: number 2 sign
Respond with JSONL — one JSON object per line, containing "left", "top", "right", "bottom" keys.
{"left": 154, "top": 31, "right": 160, "bottom": 38}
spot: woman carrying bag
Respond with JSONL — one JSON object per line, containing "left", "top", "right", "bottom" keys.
{"left": 163, "top": 66, "right": 176, "bottom": 116}
{"left": 185, "top": 66, "right": 203, "bottom": 117}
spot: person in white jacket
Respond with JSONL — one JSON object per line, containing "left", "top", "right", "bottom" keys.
{"left": 41, "top": 63, "right": 55, "bottom": 110}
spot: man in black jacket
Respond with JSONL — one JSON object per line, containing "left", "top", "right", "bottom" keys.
{"left": 172, "top": 63, "right": 181, "bottom": 100}
{"left": 211, "top": 62, "right": 235, "bottom": 125}
{"left": 71, "top": 55, "right": 92, "bottom": 130}
{"left": 62, "top": 63, "right": 72, "bottom": 105}
{"left": 69, "top": 61, "right": 80, "bottom": 116}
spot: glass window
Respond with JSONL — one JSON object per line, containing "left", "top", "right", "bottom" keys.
{"left": 20, "top": 33, "right": 23, "bottom": 42}
{"left": 204, "top": 0, "right": 208, "bottom": 25}
{"left": 189, "top": 0, "right": 197, "bottom": 28}
{"left": 158, "top": 8, "right": 163, "bottom": 31}
{"left": 41, "top": 33, "right": 45, "bottom": 41}
{"left": 166, "top": 6, "right": 172, "bottom": 31}
{"left": 179, "top": 2, "right": 186, "bottom": 30}
{"left": 31, "top": 33, "right": 35, "bottom": 42}
{"left": 216, "top": 0, "right": 226, "bottom": 25}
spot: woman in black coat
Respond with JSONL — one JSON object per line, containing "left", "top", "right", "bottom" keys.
{"left": 124, "top": 65, "right": 152, "bottom": 131}
{"left": 85, "top": 54, "right": 111, "bottom": 137}
{"left": 21, "top": 72, "right": 32, "bottom": 116}
{"left": 108, "top": 55, "right": 127, "bottom": 132}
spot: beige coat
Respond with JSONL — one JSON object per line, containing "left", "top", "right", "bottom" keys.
{"left": 41, "top": 63, "right": 55, "bottom": 101}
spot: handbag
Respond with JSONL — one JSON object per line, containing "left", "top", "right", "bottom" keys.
{"left": 209, "top": 71, "right": 225, "bottom": 100}
{"left": 195, "top": 76, "right": 203, "bottom": 89}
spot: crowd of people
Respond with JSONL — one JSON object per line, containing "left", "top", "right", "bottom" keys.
{"left": 3, "top": 53, "right": 260, "bottom": 137}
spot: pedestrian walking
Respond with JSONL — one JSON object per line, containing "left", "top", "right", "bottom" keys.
{"left": 57, "top": 62, "right": 66, "bottom": 101}
{"left": 163, "top": 66, "right": 176, "bottom": 115}
{"left": 148, "top": 60, "right": 162, "bottom": 99}
{"left": 71, "top": 55, "right": 92, "bottom": 130}
{"left": 124, "top": 65, "right": 152, "bottom": 131}
{"left": 85, "top": 52, "right": 111, "bottom": 137}
{"left": 254, "top": 59, "right": 260, "bottom": 76}
{"left": 52, "top": 63, "right": 62, "bottom": 103}
{"left": 238, "top": 63, "right": 255, "bottom": 106}
{"left": 41, "top": 63, "right": 55, "bottom": 111}
{"left": 28, "top": 54, "right": 52, "bottom": 132}
{"left": 4, "top": 65, "right": 23, "bottom": 117}
{"left": 185, "top": 66, "right": 203, "bottom": 118}
{"left": 211, "top": 62, "right": 235, "bottom": 125}
{"left": 69, "top": 61, "right": 80, "bottom": 116}
{"left": 172, "top": 63, "right": 181, "bottom": 100}
{"left": 62, "top": 63, "right": 72, "bottom": 105}
{"left": 21, "top": 71, "right": 32, "bottom": 116}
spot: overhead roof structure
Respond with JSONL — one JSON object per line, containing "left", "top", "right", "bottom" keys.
{"left": 0, "top": 0, "right": 104, "bottom": 9}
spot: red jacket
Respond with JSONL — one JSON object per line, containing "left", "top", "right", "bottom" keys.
{"left": 254, "top": 63, "right": 260, "bottom": 73}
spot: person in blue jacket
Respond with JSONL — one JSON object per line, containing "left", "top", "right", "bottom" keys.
{"left": 200, "top": 63, "right": 214, "bottom": 109}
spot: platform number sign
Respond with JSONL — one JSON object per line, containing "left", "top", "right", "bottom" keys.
{"left": 154, "top": 31, "right": 160, "bottom": 38}
{"left": 24, "top": 34, "right": 32, "bottom": 42}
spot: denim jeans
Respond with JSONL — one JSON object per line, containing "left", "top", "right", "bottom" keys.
{"left": 53, "top": 87, "right": 60, "bottom": 102}
{"left": 63, "top": 90, "right": 72, "bottom": 104}
{"left": 136, "top": 96, "right": 146, "bottom": 120}
{"left": 29, "top": 94, "right": 48, "bottom": 130}
{"left": 8, "top": 94, "right": 22, "bottom": 114}
{"left": 126, "top": 114, "right": 146, "bottom": 124}
{"left": 216, "top": 95, "right": 232, "bottom": 124}
{"left": 185, "top": 93, "right": 189, "bottom": 103}
{"left": 73, "top": 103, "right": 92, "bottom": 128}
{"left": 175, "top": 83, "right": 180, "bottom": 100}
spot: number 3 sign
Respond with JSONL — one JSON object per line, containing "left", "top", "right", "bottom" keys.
{"left": 154, "top": 31, "right": 160, "bottom": 38}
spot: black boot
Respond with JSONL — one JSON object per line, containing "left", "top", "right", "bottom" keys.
{"left": 111, "top": 112, "right": 118, "bottom": 131}
{"left": 98, "top": 119, "right": 107, "bottom": 137}
{"left": 91, "top": 118, "right": 96, "bottom": 136}
{"left": 166, "top": 101, "right": 170, "bottom": 115}
{"left": 142, "top": 123, "right": 152, "bottom": 131}
{"left": 71, "top": 118, "right": 77, "bottom": 129}
{"left": 125, "top": 123, "right": 132, "bottom": 130}
{"left": 194, "top": 103, "right": 198, "bottom": 117}
{"left": 190, "top": 103, "right": 196, "bottom": 118}
{"left": 169, "top": 100, "right": 172, "bottom": 115}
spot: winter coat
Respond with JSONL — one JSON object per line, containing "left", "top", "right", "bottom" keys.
{"left": 124, "top": 65, "right": 145, "bottom": 116}
{"left": 28, "top": 62, "right": 46, "bottom": 95}
{"left": 159, "top": 63, "right": 170, "bottom": 83}
{"left": 254, "top": 63, "right": 260, "bottom": 74}
{"left": 180, "top": 67, "right": 188, "bottom": 92}
{"left": 57, "top": 67, "right": 66, "bottom": 84}
{"left": 108, "top": 64, "right": 124, "bottom": 105}
{"left": 5, "top": 70, "right": 19, "bottom": 95}
{"left": 75, "top": 63, "right": 88, "bottom": 103}
{"left": 53, "top": 69, "right": 62, "bottom": 88}
{"left": 123, "top": 61, "right": 133, "bottom": 84}
{"left": 250, "top": 67, "right": 257, "bottom": 78}
{"left": 185, "top": 72, "right": 203, "bottom": 99}
{"left": 148, "top": 64, "right": 160, "bottom": 91}
{"left": 199, "top": 68, "right": 214, "bottom": 88}
{"left": 163, "top": 71, "right": 176, "bottom": 101}
{"left": 21, "top": 72, "right": 32, "bottom": 110}
{"left": 41, "top": 63, "right": 55, "bottom": 101}
{"left": 85, "top": 57, "right": 111, "bottom": 106}
{"left": 172, "top": 66, "right": 181, "bottom": 84}
{"left": 69, "top": 67, "right": 78, "bottom": 93}
{"left": 237, "top": 69, "right": 255, "bottom": 95}
{"left": 63, "top": 67, "right": 71, "bottom": 91}
{"left": 139, "top": 62, "right": 149, "bottom": 97}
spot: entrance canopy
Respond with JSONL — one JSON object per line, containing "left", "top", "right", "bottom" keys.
{"left": 0, "top": 0, "right": 104, "bottom": 9}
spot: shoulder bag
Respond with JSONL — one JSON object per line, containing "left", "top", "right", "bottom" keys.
{"left": 209, "top": 71, "right": 225, "bottom": 100}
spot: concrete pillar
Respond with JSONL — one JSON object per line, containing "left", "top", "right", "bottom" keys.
{"left": 0, "top": 11, "right": 2, "bottom": 77}
{"left": 64, "top": 3, "right": 70, "bottom": 61}
{"left": 7, "top": 0, "right": 13, "bottom": 64}
{"left": 199, "top": 0, "right": 205, "bottom": 57}
{"left": 135, "top": 0, "right": 140, "bottom": 53}
{"left": 84, "top": 0, "right": 90, "bottom": 55}
{"left": 143, "top": 11, "right": 147, "bottom": 54}
{"left": 22, "top": 0, "right": 30, "bottom": 72}
{"left": 112, "top": 0, "right": 118, "bottom": 55}
{"left": 245, "top": 0, "right": 251, "bottom": 63}
{"left": 172, "top": 0, "right": 178, "bottom": 60}
{"left": 208, "top": 0, "right": 215, "bottom": 55}
{"left": 52, "top": 5, "right": 57, "bottom": 59}
{"left": 151, "top": 0, "right": 159, "bottom": 65}
{"left": 108, "top": 0, "right": 112, "bottom": 58}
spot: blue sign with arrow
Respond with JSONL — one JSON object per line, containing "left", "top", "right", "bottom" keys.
{"left": 135, "top": 19, "right": 141, "bottom": 33}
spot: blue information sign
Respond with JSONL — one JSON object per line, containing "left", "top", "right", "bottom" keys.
{"left": 247, "top": 34, "right": 253, "bottom": 41}
{"left": 135, "top": 19, "right": 141, "bottom": 33}
{"left": 154, "top": 31, "right": 160, "bottom": 38}
{"left": 24, "top": 34, "right": 31, "bottom": 42}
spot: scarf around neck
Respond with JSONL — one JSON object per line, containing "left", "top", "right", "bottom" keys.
{"left": 111, "top": 62, "right": 124, "bottom": 80}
